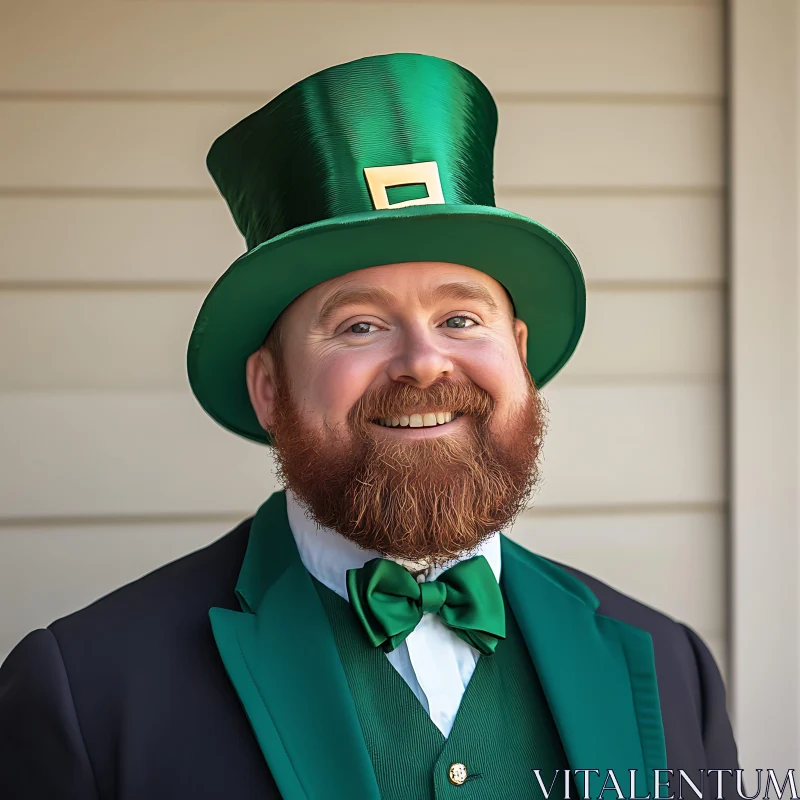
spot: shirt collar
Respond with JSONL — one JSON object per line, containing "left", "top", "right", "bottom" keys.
{"left": 285, "top": 487, "right": 503, "bottom": 602}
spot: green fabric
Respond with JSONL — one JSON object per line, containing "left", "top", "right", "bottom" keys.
{"left": 501, "top": 537, "right": 668, "bottom": 799}
{"left": 209, "top": 52, "right": 496, "bottom": 249}
{"left": 187, "top": 53, "right": 586, "bottom": 444}
{"left": 316, "top": 576, "right": 573, "bottom": 799}
{"left": 346, "top": 555, "right": 505, "bottom": 654}
{"left": 386, "top": 182, "right": 429, "bottom": 205}
{"left": 209, "top": 490, "right": 667, "bottom": 800}
{"left": 209, "top": 492, "right": 381, "bottom": 800}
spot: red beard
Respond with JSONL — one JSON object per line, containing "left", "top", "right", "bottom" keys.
{"left": 267, "top": 353, "right": 548, "bottom": 565}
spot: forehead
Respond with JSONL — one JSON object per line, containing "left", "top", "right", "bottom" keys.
{"left": 295, "top": 261, "right": 516, "bottom": 319}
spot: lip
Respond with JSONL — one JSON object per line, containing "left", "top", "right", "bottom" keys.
{"left": 368, "top": 413, "right": 469, "bottom": 439}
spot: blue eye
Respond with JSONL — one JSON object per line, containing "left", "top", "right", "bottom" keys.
{"left": 445, "top": 316, "right": 475, "bottom": 328}
{"left": 349, "top": 322, "right": 375, "bottom": 334}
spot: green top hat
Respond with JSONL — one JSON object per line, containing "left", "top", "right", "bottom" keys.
{"left": 188, "top": 52, "right": 585, "bottom": 444}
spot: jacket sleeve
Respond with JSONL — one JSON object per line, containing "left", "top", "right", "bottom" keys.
{"left": 0, "top": 628, "right": 100, "bottom": 800}
{"left": 680, "top": 623, "right": 741, "bottom": 799}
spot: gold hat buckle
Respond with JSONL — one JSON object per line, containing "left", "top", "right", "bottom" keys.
{"left": 363, "top": 161, "right": 445, "bottom": 210}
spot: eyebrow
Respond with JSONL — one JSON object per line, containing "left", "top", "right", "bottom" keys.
{"left": 421, "top": 282, "right": 500, "bottom": 314}
{"left": 316, "top": 287, "right": 399, "bottom": 329}
{"left": 315, "top": 281, "right": 500, "bottom": 328}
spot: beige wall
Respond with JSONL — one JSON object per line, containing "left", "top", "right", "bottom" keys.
{"left": 0, "top": 0, "right": 727, "bottom": 685}
{"left": 729, "top": 0, "right": 800, "bottom": 772}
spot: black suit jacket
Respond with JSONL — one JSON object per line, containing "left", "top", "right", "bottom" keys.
{"left": 0, "top": 516, "right": 739, "bottom": 799}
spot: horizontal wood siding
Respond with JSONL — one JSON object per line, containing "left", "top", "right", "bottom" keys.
{"left": 0, "top": 0, "right": 728, "bottom": 678}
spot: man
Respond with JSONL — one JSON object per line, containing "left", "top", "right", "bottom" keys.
{"left": 0, "top": 53, "right": 738, "bottom": 799}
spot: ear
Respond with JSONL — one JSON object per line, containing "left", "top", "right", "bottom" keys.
{"left": 245, "top": 348, "right": 277, "bottom": 431}
{"left": 513, "top": 318, "right": 528, "bottom": 365}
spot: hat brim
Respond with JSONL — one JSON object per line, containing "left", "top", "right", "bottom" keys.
{"left": 187, "top": 204, "right": 585, "bottom": 444}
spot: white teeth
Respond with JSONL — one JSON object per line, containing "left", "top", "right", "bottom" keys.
{"left": 376, "top": 412, "right": 459, "bottom": 428}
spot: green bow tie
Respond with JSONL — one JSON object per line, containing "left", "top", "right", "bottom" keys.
{"left": 345, "top": 555, "right": 506, "bottom": 656}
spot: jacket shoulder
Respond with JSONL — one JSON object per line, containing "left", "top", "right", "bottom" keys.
{"left": 549, "top": 554, "right": 704, "bottom": 681}
{"left": 503, "top": 536, "right": 706, "bottom": 705}
{"left": 49, "top": 516, "right": 252, "bottom": 651}
{"left": 1, "top": 518, "right": 267, "bottom": 799}
{"left": 557, "top": 559, "right": 693, "bottom": 639}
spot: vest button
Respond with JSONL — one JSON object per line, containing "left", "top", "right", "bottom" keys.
{"left": 448, "top": 763, "right": 468, "bottom": 786}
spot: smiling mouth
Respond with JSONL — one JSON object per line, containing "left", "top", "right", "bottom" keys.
{"left": 370, "top": 411, "right": 465, "bottom": 429}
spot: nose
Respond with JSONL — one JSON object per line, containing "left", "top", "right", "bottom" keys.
{"left": 386, "top": 325, "right": 455, "bottom": 387}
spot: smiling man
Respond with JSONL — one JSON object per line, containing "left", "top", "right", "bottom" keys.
{"left": 0, "top": 54, "right": 738, "bottom": 800}
{"left": 252, "top": 262, "right": 543, "bottom": 567}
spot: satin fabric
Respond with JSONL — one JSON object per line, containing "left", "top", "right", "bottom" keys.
{"left": 346, "top": 555, "right": 506, "bottom": 654}
{"left": 208, "top": 54, "right": 497, "bottom": 249}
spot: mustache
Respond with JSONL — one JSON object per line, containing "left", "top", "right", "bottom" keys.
{"left": 349, "top": 378, "right": 495, "bottom": 424}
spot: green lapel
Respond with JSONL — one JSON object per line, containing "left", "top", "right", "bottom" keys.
{"left": 501, "top": 534, "right": 667, "bottom": 799}
{"left": 209, "top": 491, "right": 380, "bottom": 800}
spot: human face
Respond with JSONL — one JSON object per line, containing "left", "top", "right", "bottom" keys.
{"left": 246, "top": 261, "right": 547, "bottom": 562}
{"left": 249, "top": 261, "right": 530, "bottom": 442}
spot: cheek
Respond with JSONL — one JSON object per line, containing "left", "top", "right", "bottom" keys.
{"left": 304, "top": 350, "right": 378, "bottom": 422}
{"left": 461, "top": 338, "right": 527, "bottom": 399}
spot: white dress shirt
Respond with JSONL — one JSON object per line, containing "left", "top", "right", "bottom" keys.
{"left": 285, "top": 488, "right": 503, "bottom": 738}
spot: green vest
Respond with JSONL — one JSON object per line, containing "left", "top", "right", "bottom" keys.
{"left": 314, "top": 577, "right": 573, "bottom": 799}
